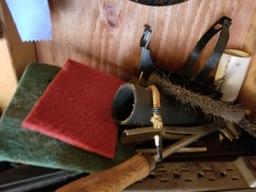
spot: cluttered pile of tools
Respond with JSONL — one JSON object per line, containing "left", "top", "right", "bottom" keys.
{"left": 57, "top": 16, "right": 256, "bottom": 191}
{"left": 1, "top": 16, "right": 256, "bottom": 191}
{"left": 113, "top": 16, "right": 256, "bottom": 163}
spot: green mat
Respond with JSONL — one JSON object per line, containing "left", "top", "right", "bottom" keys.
{"left": 0, "top": 63, "right": 134, "bottom": 172}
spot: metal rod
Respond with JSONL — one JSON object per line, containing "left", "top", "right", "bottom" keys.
{"left": 153, "top": 127, "right": 218, "bottom": 162}
{"left": 136, "top": 147, "right": 207, "bottom": 154}
{"left": 123, "top": 120, "right": 222, "bottom": 136}
{"left": 123, "top": 127, "right": 158, "bottom": 136}
{"left": 121, "top": 132, "right": 187, "bottom": 144}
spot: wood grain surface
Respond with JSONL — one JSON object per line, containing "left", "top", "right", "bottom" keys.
{"left": 0, "top": 3, "right": 16, "bottom": 110}
{"left": 57, "top": 154, "right": 152, "bottom": 192}
{"left": 0, "top": 1, "right": 36, "bottom": 110}
{"left": 36, "top": 0, "right": 256, "bottom": 110}
{"left": 239, "top": 11, "right": 256, "bottom": 114}
{"left": 0, "top": 37, "right": 17, "bottom": 111}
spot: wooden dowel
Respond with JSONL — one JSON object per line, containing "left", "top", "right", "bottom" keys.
{"left": 56, "top": 154, "right": 154, "bottom": 192}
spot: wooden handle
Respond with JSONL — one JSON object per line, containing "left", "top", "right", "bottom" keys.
{"left": 56, "top": 154, "right": 153, "bottom": 192}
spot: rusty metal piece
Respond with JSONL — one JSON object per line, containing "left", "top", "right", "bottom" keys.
{"left": 153, "top": 119, "right": 224, "bottom": 162}
{"left": 122, "top": 120, "right": 225, "bottom": 146}
{"left": 155, "top": 132, "right": 209, "bottom": 162}
{"left": 121, "top": 132, "right": 187, "bottom": 144}
{"left": 123, "top": 120, "right": 222, "bottom": 136}
{"left": 136, "top": 147, "right": 207, "bottom": 154}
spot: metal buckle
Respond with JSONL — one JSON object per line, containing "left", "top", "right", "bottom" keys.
{"left": 140, "top": 25, "right": 152, "bottom": 48}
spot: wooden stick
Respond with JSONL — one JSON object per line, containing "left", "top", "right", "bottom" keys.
{"left": 56, "top": 154, "right": 154, "bottom": 192}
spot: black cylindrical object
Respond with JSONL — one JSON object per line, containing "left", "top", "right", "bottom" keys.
{"left": 112, "top": 83, "right": 206, "bottom": 126}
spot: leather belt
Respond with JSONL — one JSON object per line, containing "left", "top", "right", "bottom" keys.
{"left": 182, "top": 16, "right": 232, "bottom": 81}
{"left": 138, "top": 16, "right": 232, "bottom": 96}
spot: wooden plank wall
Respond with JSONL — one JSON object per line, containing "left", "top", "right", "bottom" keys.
{"left": 240, "top": 11, "right": 256, "bottom": 116}
{"left": 0, "top": 37, "right": 17, "bottom": 110}
{"left": 0, "top": 2, "right": 17, "bottom": 110}
{"left": 36, "top": 0, "right": 256, "bottom": 112}
{"left": 0, "top": 1, "right": 36, "bottom": 110}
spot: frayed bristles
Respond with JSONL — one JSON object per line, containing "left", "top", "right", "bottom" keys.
{"left": 238, "top": 119, "right": 256, "bottom": 137}
{"left": 149, "top": 74, "right": 245, "bottom": 124}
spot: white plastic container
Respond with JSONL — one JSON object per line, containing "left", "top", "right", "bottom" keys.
{"left": 215, "top": 49, "right": 251, "bottom": 102}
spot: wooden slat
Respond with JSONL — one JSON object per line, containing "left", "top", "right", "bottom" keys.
{"left": 0, "top": 38, "right": 17, "bottom": 111}
{"left": 0, "top": 2, "right": 17, "bottom": 110}
{"left": 0, "top": 1, "right": 36, "bottom": 110}
{"left": 239, "top": 11, "right": 256, "bottom": 114}
{"left": 36, "top": 0, "right": 256, "bottom": 109}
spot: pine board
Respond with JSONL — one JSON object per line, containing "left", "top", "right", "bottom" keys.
{"left": 36, "top": 0, "right": 256, "bottom": 110}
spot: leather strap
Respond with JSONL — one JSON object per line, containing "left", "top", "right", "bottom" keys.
{"left": 182, "top": 16, "right": 232, "bottom": 81}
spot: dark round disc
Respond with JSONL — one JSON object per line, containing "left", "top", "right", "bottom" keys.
{"left": 130, "top": 0, "right": 188, "bottom": 6}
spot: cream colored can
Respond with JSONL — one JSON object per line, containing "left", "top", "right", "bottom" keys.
{"left": 214, "top": 49, "right": 251, "bottom": 102}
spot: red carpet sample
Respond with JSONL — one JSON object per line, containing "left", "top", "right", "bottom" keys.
{"left": 23, "top": 59, "right": 123, "bottom": 159}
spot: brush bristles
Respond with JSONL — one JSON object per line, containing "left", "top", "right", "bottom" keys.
{"left": 238, "top": 119, "right": 256, "bottom": 137}
{"left": 149, "top": 74, "right": 245, "bottom": 124}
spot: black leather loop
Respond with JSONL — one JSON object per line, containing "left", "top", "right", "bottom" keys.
{"left": 182, "top": 16, "right": 232, "bottom": 81}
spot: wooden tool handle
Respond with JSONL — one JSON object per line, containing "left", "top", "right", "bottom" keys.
{"left": 56, "top": 154, "right": 154, "bottom": 192}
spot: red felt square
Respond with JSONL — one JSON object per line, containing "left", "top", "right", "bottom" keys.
{"left": 23, "top": 59, "right": 123, "bottom": 159}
